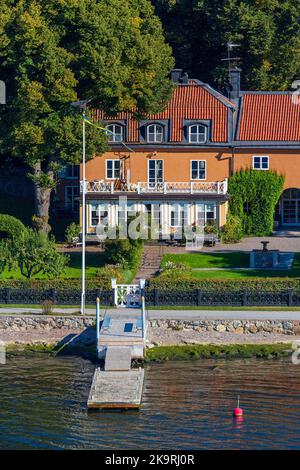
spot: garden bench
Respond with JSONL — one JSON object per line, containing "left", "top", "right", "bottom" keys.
{"left": 71, "top": 236, "right": 82, "bottom": 247}
{"left": 203, "top": 234, "right": 218, "bottom": 247}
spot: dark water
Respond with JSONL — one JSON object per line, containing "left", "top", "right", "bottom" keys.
{"left": 0, "top": 355, "right": 300, "bottom": 449}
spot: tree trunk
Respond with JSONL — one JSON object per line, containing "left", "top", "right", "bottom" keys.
{"left": 33, "top": 162, "right": 53, "bottom": 234}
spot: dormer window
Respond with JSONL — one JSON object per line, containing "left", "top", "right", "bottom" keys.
{"left": 188, "top": 124, "right": 207, "bottom": 143}
{"left": 146, "top": 124, "right": 164, "bottom": 143}
{"left": 106, "top": 123, "right": 123, "bottom": 142}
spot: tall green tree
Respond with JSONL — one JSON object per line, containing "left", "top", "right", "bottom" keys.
{"left": 153, "top": 0, "right": 300, "bottom": 90}
{"left": 0, "top": 0, "right": 174, "bottom": 232}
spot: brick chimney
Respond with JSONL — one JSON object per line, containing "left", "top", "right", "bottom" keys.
{"left": 229, "top": 67, "right": 241, "bottom": 100}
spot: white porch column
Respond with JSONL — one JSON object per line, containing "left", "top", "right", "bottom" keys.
{"left": 161, "top": 203, "right": 170, "bottom": 237}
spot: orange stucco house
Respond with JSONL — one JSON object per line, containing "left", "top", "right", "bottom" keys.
{"left": 57, "top": 68, "right": 300, "bottom": 235}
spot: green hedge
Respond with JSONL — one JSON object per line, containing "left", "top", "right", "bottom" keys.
{"left": 0, "top": 273, "right": 121, "bottom": 291}
{"left": 0, "top": 214, "right": 26, "bottom": 239}
{"left": 147, "top": 273, "right": 300, "bottom": 292}
{"left": 228, "top": 169, "right": 284, "bottom": 236}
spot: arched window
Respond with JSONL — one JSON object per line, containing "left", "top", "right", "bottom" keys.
{"left": 282, "top": 188, "right": 300, "bottom": 200}
{"left": 188, "top": 124, "right": 207, "bottom": 143}
{"left": 281, "top": 188, "right": 300, "bottom": 225}
{"left": 106, "top": 124, "right": 123, "bottom": 142}
{"left": 146, "top": 124, "right": 164, "bottom": 143}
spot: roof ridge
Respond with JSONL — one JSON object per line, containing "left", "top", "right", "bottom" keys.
{"left": 240, "top": 90, "right": 293, "bottom": 95}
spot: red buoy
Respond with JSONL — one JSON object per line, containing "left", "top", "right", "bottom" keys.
{"left": 233, "top": 407, "right": 243, "bottom": 417}
{"left": 233, "top": 395, "right": 244, "bottom": 417}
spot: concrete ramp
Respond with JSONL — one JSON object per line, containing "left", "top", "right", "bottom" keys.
{"left": 104, "top": 346, "right": 132, "bottom": 371}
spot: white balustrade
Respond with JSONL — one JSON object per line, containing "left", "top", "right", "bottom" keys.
{"left": 81, "top": 179, "right": 228, "bottom": 195}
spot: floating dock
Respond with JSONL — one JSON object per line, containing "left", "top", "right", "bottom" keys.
{"left": 87, "top": 305, "right": 147, "bottom": 410}
{"left": 87, "top": 367, "right": 144, "bottom": 409}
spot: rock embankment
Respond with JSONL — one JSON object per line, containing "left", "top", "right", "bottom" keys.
{"left": 148, "top": 319, "right": 300, "bottom": 346}
{"left": 1, "top": 315, "right": 300, "bottom": 347}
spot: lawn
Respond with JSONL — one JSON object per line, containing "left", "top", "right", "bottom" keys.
{"left": 162, "top": 252, "right": 250, "bottom": 269}
{"left": 189, "top": 269, "right": 300, "bottom": 279}
{"left": 0, "top": 252, "right": 108, "bottom": 279}
{"left": 161, "top": 252, "right": 300, "bottom": 279}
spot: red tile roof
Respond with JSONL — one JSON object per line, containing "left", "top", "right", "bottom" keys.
{"left": 94, "top": 83, "right": 233, "bottom": 143}
{"left": 237, "top": 93, "right": 300, "bottom": 142}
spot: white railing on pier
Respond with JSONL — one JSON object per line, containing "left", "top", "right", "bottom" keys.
{"left": 81, "top": 179, "right": 228, "bottom": 195}
{"left": 141, "top": 295, "right": 148, "bottom": 341}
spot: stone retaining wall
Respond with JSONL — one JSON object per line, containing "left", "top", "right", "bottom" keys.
{"left": 0, "top": 315, "right": 95, "bottom": 331}
{"left": 1, "top": 316, "right": 300, "bottom": 336}
{"left": 148, "top": 319, "right": 300, "bottom": 335}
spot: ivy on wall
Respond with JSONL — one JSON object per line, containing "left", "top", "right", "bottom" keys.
{"left": 228, "top": 170, "right": 285, "bottom": 236}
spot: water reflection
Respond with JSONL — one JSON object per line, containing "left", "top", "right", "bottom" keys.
{"left": 0, "top": 356, "right": 300, "bottom": 449}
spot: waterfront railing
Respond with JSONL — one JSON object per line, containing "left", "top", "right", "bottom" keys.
{"left": 0, "top": 287, "right": 299, "bottom": 307}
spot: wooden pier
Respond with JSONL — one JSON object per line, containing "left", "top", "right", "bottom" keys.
{"left": 87, "top": 303, "right": 147, "bottom": 410}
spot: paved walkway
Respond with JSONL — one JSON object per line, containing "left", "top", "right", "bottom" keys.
{"left": 134, "top": 244, "right": 164, "bottom": 282}
{"left": 163, "top": 234, "right": 300, "bottom": 253}
{"left": 2, "top": 307, "right": 300, "bottom": 320}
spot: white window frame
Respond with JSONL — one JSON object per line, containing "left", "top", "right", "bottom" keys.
{"left": 90, "top": 203, "right": 109, "bottom": 227}
{"left": 252, "top": 155, "right": 269, "bottom": 170}
{"left": 65, "top": 186, "right": 79, "bottom": 211}
{"left": 188, "top": 124, "right": 207, "bottom": 144}
{"left": 146, "top": 124, "right": 164, "bottom": 143}
{"left": 106, "top": 159, "right": 121, "bottom": 180}
{"left": 195, "top": 203, "right": 217, "bottom": 225}
{"left": 190, "top": 160, "right": 206, "bottom": 180}
{"left": 106, "top": 123, "right": 123, "bottom": 143}
{"left": 169, "top": 204, "right": 182, "bottom": 228}
{"left": 148, "top": 159, "right": 164, "bottom": 186}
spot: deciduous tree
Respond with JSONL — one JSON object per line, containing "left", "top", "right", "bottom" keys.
{"left": 8, "top": 227, "right": 69, "bottom": 279}
{"left": 0, "top": 0, "right": 174, "bottom": 232}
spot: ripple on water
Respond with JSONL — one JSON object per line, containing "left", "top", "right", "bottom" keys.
{"left": 0, "top": 356, "right": 300, "bottom": 449}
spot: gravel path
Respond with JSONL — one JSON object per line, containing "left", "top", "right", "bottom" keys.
{"left": 0, "top": 329, "right": 92, "bottom": 346}
{"left": 0, "top": 327, "right": 297, "bottom": 347}
{"left": 148, "top": 327, "right": 298, "bottom": 346}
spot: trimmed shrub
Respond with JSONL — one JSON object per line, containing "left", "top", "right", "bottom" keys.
{"left": 147, "top": 275, "right": 300, "bottom": 292}
{"left": 94, "top": 265, "right": 124, "bottom": 284}
{"left": 0, "top": 214, "right": 26, "bottom": 240}
{"left": 65, "top": 222, "right": 81, "bottom": 245}
{"left": 104, "top": 238, "right": 143, "bottom": 270}
{"left": 228, "top": 169, "right": 284, "bottom": 236}
{"left": 221, "top": 214, "right": 244, "bottom": 243}
{"left": 0, "top": 277, "right": 115, "bottom": 291}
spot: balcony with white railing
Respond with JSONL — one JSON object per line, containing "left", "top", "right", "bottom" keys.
{"left": 80, "top": 179, "right": 228, "bottom": 195}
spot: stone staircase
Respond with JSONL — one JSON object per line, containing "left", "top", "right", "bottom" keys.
{"left": 134, "top": 244, "right": 164, "bottom": 282}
